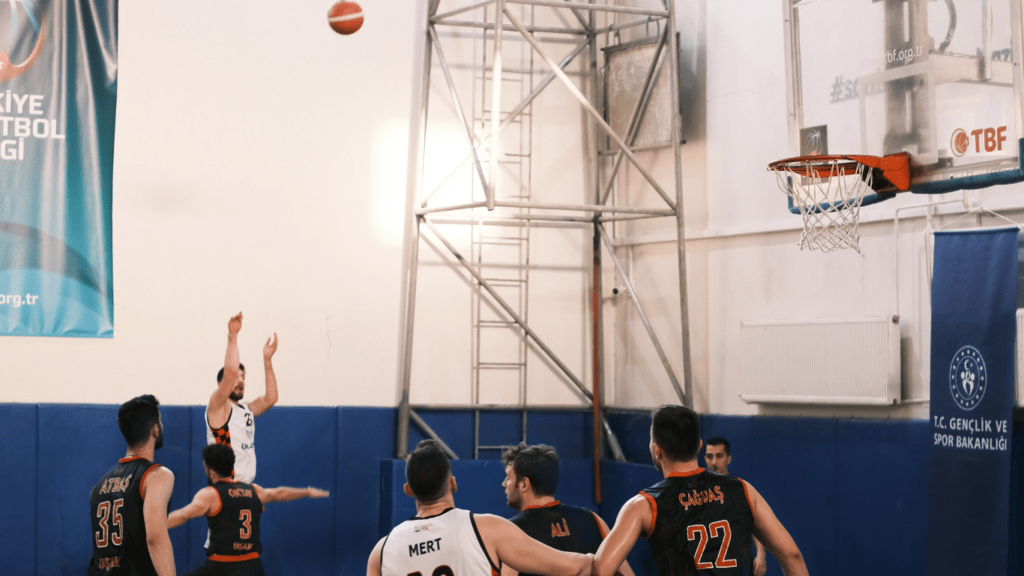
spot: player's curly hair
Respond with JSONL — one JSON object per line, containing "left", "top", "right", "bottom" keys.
{"left": 501, "top": 443, "right": 559, "bottom": 497}
{"left": 202, "top": 444, "right": 236, "bottom": 478}
{"left": 406, "top": 440, "right": 451, "bottom": 503}
{"left": 651, "top": 405, "right": 701, "bottom": 462}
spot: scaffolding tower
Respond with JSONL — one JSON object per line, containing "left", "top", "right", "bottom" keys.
{"left": 397, "top": 0, "right": 691, "bottom": 487}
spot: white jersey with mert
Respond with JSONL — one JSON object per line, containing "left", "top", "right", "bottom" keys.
{"left": 381, "top": 508, "right": 499, "bottom": 576}
{"left": 205, "top": 402, "right": 256, "bottom": 483}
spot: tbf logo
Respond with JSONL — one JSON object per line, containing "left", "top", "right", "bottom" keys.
{"left": 948, "top": 346, "right": 987, "bottom": 411}
{"left": 951, "top": 126, "right": 1008, "bottom": 157}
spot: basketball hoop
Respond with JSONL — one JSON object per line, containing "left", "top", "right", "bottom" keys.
{"left": 767, "top": 152, "right": 910, "bottom": 253}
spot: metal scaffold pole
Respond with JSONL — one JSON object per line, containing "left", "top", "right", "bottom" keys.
{"left": 398, "top": 0, "right": 690, "bottom": 461}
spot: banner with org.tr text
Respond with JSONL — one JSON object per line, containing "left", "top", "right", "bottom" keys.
{"left": 0, "top": 0, "right": 117, "bottom": 337}
{"left": 928, "top": 228, "right": 1017, "bottom": 576}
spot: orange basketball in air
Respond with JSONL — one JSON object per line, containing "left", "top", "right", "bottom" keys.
{"left": 328, "top": 1, "right": 364, "bottom": 35}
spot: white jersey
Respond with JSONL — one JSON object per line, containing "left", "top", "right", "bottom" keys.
{"left": 205, "top": 402, "right": 256, "bottom": 483}
{"left": 381, "top": 508, "right": 498, "bottom": 576}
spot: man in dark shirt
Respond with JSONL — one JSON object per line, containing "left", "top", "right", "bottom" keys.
{"left": 704, "top": 437, "right": 766, "bottom": 576}
{"left": 167, "top": 444, "right": 329, "bottom": 576}
{"left": 594, "top": 405, "right": 809, "bottom": 576}
{"left": 89, "top": 394, "right": 176, "bottom": 576}
{"left": 500, "top": 443, "right": 634, "bottom": 576}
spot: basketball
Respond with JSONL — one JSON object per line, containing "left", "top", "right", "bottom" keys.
{"left": 327, "top": 1, "right": 364, "bottom": 35}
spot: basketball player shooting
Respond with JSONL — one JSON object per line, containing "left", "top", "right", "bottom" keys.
{"left": 207, "top": 311, "right": 279, "bottom": 483}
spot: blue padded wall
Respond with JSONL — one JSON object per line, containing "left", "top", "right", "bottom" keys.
{"left": 834, "top": 419, "right": 928, "bottom": 576}
{"left": 0, "top": 403, "right": 37, "bottom": 576}
{"left": 608, "top": 411, "right": 932, "bottom": 576}
{"left": 33, "top": 404, "right": 195, "bottom": 576}
{"left": 1, "top": 403, "right": 1020, "bottom": 576}
{"left": 337, "top": 406, "right": 397, "bottom": 575}
{"left": 598, "top": 461, "right": 662, "bottom": 576}
{"left": 1010, "top": 414, "right": 1024, "bottom": 575}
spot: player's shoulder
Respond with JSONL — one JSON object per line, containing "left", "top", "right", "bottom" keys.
{"left": 734, "top": 477, "right": 760, "bottom": 502}
{"left": 558, "top": 503, "right": 596, "bottom": 519}
{"left": 704, "top": 469, "right": 744, "bottom": 484}
{"left": 472, "top": 510, "right": 509, "bottom": 524}
{"left": 508, "top": 510, "right": 528, "bottom": 525}
{"left": 619, "top": 493, "right": 655, "bottom": 517}
{"left": 147, "top": 464, "right": 174, "bottom": 481}
{"left": 472, "top": 511, "right": 516, "bottom": 533}
{"left": 143, "top": 465, "right": 174, "bottom": 492}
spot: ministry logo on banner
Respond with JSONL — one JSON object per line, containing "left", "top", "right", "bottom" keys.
{"left": 948, "top": 345, "right": 987, "bottom": 411}
{"left": 927, "top": 228, "right": 1017, "bottom": 576}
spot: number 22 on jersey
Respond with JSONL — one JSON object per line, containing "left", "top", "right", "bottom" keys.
{"left": 686, "top": 520, "right": 737, "bottom": 570}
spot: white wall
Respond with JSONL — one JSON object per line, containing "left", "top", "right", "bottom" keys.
{"left": 1, "top": 0, "right": 422, "bottom": 406}
{"left": 6, "top": 0, "right": 1020, "bottom": 418}
{"left": 686, "top": 0, "right": 1024, "bottom": 419}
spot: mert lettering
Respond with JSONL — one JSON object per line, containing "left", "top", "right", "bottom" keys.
{"left": 408, "top": 537, "right": 442, "bottom": 557}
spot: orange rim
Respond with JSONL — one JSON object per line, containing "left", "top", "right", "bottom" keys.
{"left": 767, "top": 152, "right": 911, "bottom": 191}
{"left": 768, "top": 156, "right": 859, "bottom": 177}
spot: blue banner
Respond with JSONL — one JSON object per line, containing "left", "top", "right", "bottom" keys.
{"left": 0, "top": 0, "right": 116, "bottom": 337}
{"left": 928, "top": 228, "right": 1017, "bottom": 576}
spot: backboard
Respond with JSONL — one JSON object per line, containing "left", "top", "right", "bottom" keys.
{"left": 783, "top": 0, "right": 1024, "bottom": 194}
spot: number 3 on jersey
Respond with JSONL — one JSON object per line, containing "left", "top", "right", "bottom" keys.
{"left": 686, "top": 520, "right": 737, "bottom": 569}
{"left": 240, "top": 510, "right": 253, "bottom": 539}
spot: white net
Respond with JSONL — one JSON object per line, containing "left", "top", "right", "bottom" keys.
{"left": 772, "top": 158, "right": 874, "bottom": 253}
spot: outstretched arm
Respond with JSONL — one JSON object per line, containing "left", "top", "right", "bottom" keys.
{"left": 249, "top": 333, "right": 279, "bottom": 417}
{"left": 142, "top": 467, "right": 176, "bottom": 576}
{"left": 745, "top": 481, "right": 808, "bottom": 576}
{"left": 253, "top": 483, "right": 329, "bottom": 504}
{"left": 209, "top": 312, "right": 243, "bottom": 428}
{"left": 168, "top": 487, "right": 219, "bottom": 529}
{"left": 475, "top": 514, "right": 591, "bottom": 576}
{"left": 594, "top": 496, "right": 649, "bottom": 576}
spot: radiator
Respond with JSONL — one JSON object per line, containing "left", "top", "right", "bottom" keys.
{"left": 739, "top": 315, "right": 901, "bottom": 406}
